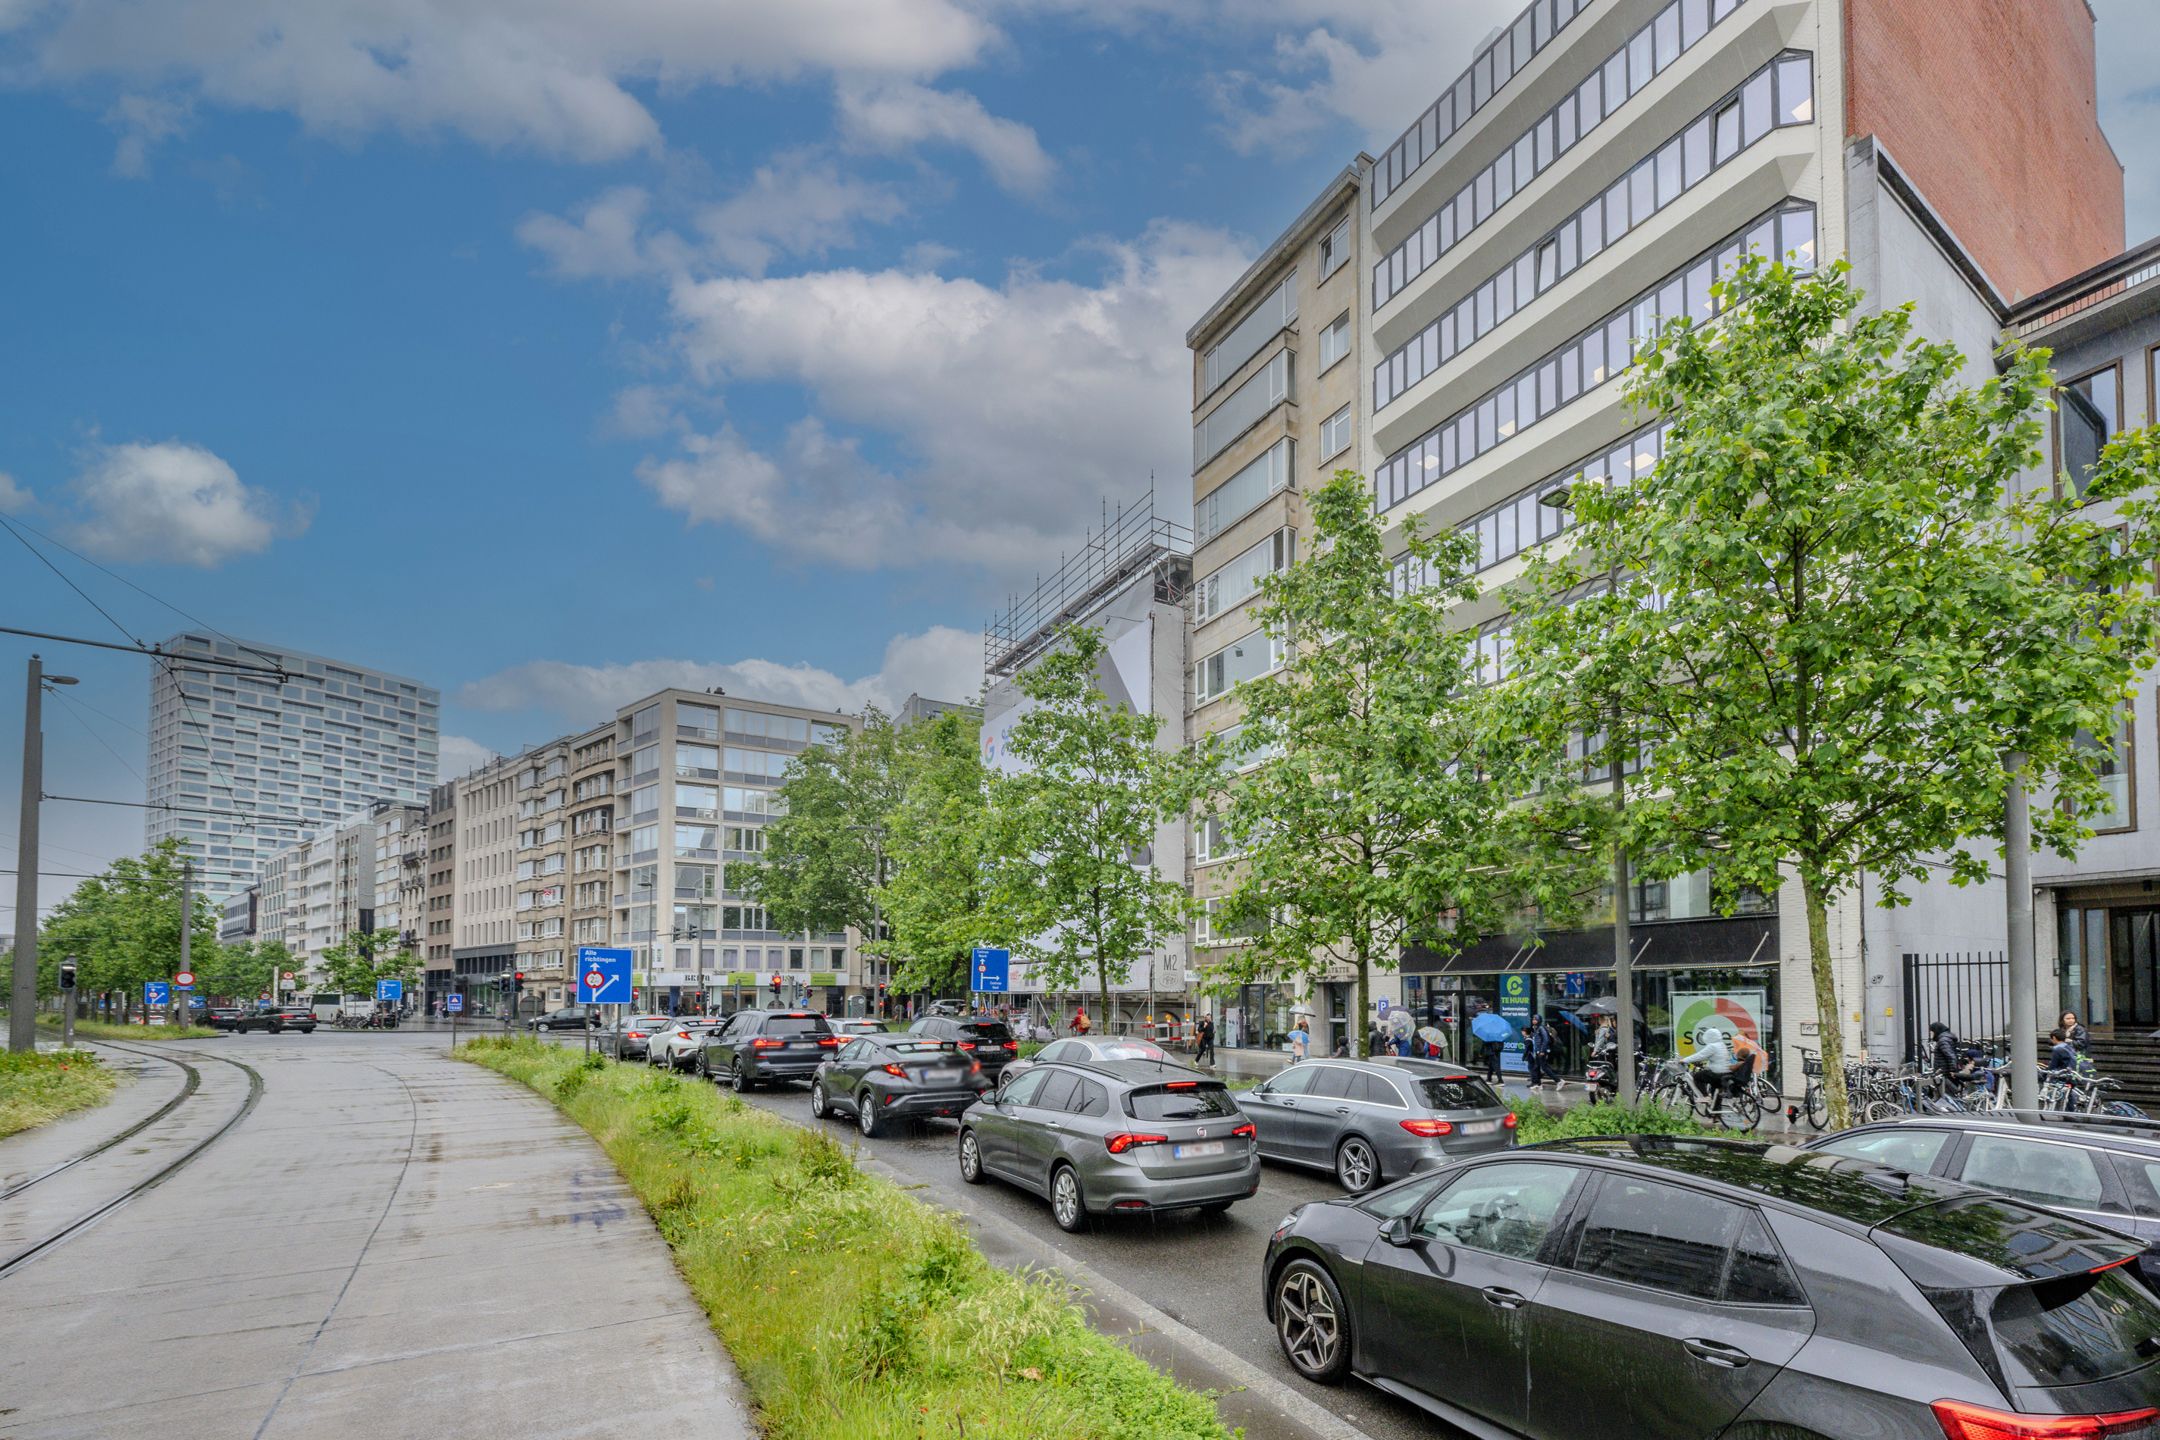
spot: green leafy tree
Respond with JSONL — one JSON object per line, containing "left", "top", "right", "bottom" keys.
{"left": 744, "top": 711, "right": 904, "bottom": 940}
{"left": 318, "top": 929, "right": 418, "bottom": 999}
{"left": 987, "top": 626, "right": 1185, "bottom": 1019}
{"left": 1509, "top": 257, "right": 2160, "bottom": 1128}
{"left": 38, "top": 839, "right": 217, "bottom": 1021}
{"left": 878, "top": 710, "right": 998, "bottom": 995}
{"left": 1199, "top": 471, "right": 1600, "bottom": 1056}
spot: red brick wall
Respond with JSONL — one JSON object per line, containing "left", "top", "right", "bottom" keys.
{"left": 1845, "top": 0, "right": 2123, "bottom": 302}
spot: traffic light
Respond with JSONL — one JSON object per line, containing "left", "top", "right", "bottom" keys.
{"left": 769, "top": 974, "right": 781, "bottom": 993}
{"left": 512, "top": 971, "right": 525, "bottom": 995}
{"left": 59, "top": 958, "right": 77, "bottom": 990}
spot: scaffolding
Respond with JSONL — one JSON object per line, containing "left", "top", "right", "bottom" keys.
{"left": 985, "top": 489, "right": 1193, "bottom": 679}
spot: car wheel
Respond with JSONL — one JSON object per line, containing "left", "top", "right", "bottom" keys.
{"left": 1334, "top": 1136, "right": 1379, "bottom": 1195}
{"left": 1050, "top": 1164, "right": 1087, "bottom": 1233}
{"left": 810, "top": 1081, "right": 830, "bottom": 1119}
{"left": 1274, "top": 1259, "right": 1351, "bottom": 1384}
{"left": 730, "top": 1066, "right": 751, "bottom": 1093}
{"left": 958, "top": 1129, "right": 985, "bottom": 1184}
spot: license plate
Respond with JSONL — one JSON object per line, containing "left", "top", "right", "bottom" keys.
{"left": 1462, "top": 1120, "right": 1500, "bottom": 1135}
{"left": 929, "top": 1069, "right": 962, "bottom": 1081}
{"left": 1173, "top": 1141, "right": 1225, "bottom": 1159}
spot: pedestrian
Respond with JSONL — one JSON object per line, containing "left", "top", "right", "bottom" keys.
{"left": 1071, "top": 1006, "right": 1090, "bottom": 1036}
{"left": 1525, "top": 1016, "right": 1552, "bottom": 1089}
{"left": 1481, "top": 1031, "right": 1502, "bottom": 1082}
{"left": 1194, "top": 1015, "right": 1216, "bottom": 1067}
{"left": 1289, "top": 1019, "right": 1309, "bottom": 1062}
{"left": 2060, "top": 1010, "right": 2089, "bottom": 1053}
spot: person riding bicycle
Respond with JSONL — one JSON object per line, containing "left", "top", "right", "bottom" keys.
{"left": 1686, "top": 1026, "right": 1741, "bottom": 1113}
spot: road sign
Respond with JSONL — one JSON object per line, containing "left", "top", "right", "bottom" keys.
{"left": 175, "top": 970, "right": 195, "bottom": 987}
{"left": 971, "top": 946, "right": 1010, "bottom": 994}
{"left": 376, "top": 979, "right": 404, "bottom": 1002}
{"left": 1376, "top": 997, "right": 1390, "bottom": 1017}
{"left": 144, "top": 981, "right": 170, "bottom": 1006}
{"left": 576, "top": 947, "right": 633, "bottom": 1004}
{"left": 447, "top": 993, "right": 465, "bottom": 1014}
{"left": 282, "top": 971, "right": 295, "bottom": 980}
{"left": 1561, "top": 972, "right": 1587, "bottom": 999}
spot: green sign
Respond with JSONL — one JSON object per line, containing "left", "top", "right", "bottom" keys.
{"left": 807, "top": 972, "right": 840, "bottom": 987}
{"left": 723, "top": 971, "right": 755, "bottom": 985}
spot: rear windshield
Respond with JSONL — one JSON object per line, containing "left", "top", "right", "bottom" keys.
{"left": 887, "top": 1040, "right": 958, "bottom": 1057}
{"left": 1989, "top": 1268, "right": 2160, "bottom": 1389}
{"left": 1093, "top": 1041, "right": 1166, "bottom": 1060}
{"left": 1877, "top": 1197, "right": 2139, "bottom": 1285}
{"left": 960, "top": 1022, "right": 1013, "bottom": 1043}
{"left": 1126, "top": 1083, "right": 1240, "bottom": 1121}
{"left": 1415, "top": 1076, "right": 1501, "bottom": 1110}
{"left": 761, "top": 1015, "right": 830, "bottom": 1037}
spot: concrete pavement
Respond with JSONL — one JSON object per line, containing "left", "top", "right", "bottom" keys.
{"left": 0, "top": 1031, "right": 752, "bottom": 1440}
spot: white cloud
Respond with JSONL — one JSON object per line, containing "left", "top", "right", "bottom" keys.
{"left": 12, "top": 0, "right": 999, "bottom": 162}
{"left": 515, "top": 186, "right": 664, "bottom": 280}
{"left": 66, "top": 440, "right": 307, "bottom": 567}
{"left": 642, "top": 220, "right": 1251, "bottom": 575}
{"left": 105, "top": 91, "right": 190, "bottom": 176}
{"left": 436, "top": 733, "right": 499, "bottom": 781}
{"left": 837, "top": 80, "right": 1054, "bottom": 194}
{"left": 0, "top": 472, "right": 31, "bottom": 514}
{"left": 694, "top": 157, "right": 908, "bottom": 274}
{"left": 456, "top": 625, "right": 983, "bottom": 724}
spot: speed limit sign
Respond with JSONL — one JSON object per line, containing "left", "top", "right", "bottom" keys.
{"left": 174, "top": 970, "right": 195, "bottom": 987}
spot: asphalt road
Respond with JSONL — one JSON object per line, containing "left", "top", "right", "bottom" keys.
{"left": 585, "top": 1031, "right": 1470, "bottom": 1440}
{"left": 0, "top": 1030, "right": 753, "bottom": 1440}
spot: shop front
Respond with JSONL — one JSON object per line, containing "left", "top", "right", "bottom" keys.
{"left": 2059, "top": 899, "right": 2160, "bottom": 1033}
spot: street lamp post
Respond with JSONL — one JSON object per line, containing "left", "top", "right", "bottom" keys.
{"left": 10, "top": 656, "right": 76, "bottom": 1055}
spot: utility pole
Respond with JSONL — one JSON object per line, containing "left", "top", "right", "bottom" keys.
{"left": 11, "top": 656, "right": 75, "bottom": 1053}
{"left": 2004, "top": 762, "right": 2040, "bottom": 1112}
{"left": 1611, "top": 722, "right": 1637, "bottom": 1106}
{"left": 174, "top": 856, "right": 193, "bottom": 1029}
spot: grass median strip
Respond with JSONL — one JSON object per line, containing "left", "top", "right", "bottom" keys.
{"left": 460, "top": 1036, "right": 1237, "bottom": 1440}
{"left": 35, "top": 1015, "right": 223, "bottom": 1041}
{"left": 0, "top": 1049, "right": 119, "bottom": 1138}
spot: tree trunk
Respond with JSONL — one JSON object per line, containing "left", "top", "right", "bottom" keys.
{"left": 1351, "top": 951, "right": 1370, "bottom": 1057}
{"left": 1801, "top": 869, "right": 1853, "bottom": 1129}
{"left": 1096, "top": 956, "right": 1112, "bottom": 1034}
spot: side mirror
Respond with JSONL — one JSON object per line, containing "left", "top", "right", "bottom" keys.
{"left": 1250, "top": 1082, "right": 1271, "bottom": 1097}
{"left": 1380, "top": 1215, "right": 1416, "bottom": 1248}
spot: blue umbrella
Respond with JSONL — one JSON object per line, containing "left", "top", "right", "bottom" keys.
{"left": 1470, "top": 1012, "right": 1514, "bottom": 1043}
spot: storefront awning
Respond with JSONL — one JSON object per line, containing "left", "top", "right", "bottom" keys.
{"left": 1402, "top": 914, "right": 1777, "bottom": 975}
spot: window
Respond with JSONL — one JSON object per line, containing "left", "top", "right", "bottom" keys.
{"left": 1196, "top": 351, "right": 1293, "bottom": 466}
{"left": 1203, "top": 272, "right": 1297, "bottom": 395}
{"left": 1195, "top": 438, "right": 1292, "bottom": 544}
{"left": 1069, "top": 1079, "right": 1110, "bottom": 1117}
{"left": 1195, "top": 632, "right": 1285, "bottom": 704}
{"left": 1724, "top": 1214, "right": 1806, "bottom": 1306}
{"left": 1961, "top": 1136, "right": 2107, "bottom": 1208}
{"left": 1812, "top": 1127, "right": 1952, "bottom": 1174}
{"left": 1413, "top": 1161, "right": 1579, "bottom": 1260}
{"left": 1195, "top": 528, "right": 1294, "bottom": 624}
{"left": 999, "top": 1069, "right": 1050, "bottom": 1107}
{"left": 1318, "top": 312, "right": 1351, "bottom": 372}
{"left": 2072, "top": 702, "right": 2133, "bottom": 831}
{"left": 1569, "top": 1177, "right": 1745, "bottom": 1301}
{"left": 1319, "top": 216, "right": 1351, "bottom": 278}
{"left": 2059, "top": 365, "right": 2120, "bottom": 498}
{"left": 1321, "top": 406, "right": 1353, "bottom": 460}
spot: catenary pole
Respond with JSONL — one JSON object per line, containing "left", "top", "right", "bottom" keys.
{"left": 10, "top": 656, "right": 45, "bottom": 1054}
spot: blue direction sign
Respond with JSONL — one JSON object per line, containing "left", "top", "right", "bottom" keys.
{"left": 446, "top": 993, "right": 464, "bottom": 1014}
{"left": 971, "top": 946, "right": 1010, "bottom": 994}
{"left": 577, "top": 947, "right": 634, "bottom": 1004}
{"left": 144, "top": 980, "right": 171, "bottom": 1006}
{"left": 376, "top": 979, "right": 404, "bottom": 1003}
{"left": 1561, "top": 972, "right": 1587, "bottom": 1000}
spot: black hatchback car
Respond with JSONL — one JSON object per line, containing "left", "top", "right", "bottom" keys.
{"left": 1263, "top": 1135, "right": 2160, "bottom": 1439}
{"left": 697, "top": 1009, "right": 838, "bottom": 1090}
{"left": 908, "top": 1016, "right": 1020, "bottom": 1079}
{"left": 810, "top": 1034, "right": 990, "bottom": 1136}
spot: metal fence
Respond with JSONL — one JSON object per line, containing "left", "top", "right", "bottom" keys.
{"left": 1901, "top": 951, "right": 2008, "bottom": 1063}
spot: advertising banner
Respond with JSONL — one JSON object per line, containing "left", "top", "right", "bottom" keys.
{"left": 1672, "top": 989, "right": 1770, "bottom": 1057}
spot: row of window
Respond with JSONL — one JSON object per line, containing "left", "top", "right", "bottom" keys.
{"left": 1373, "top": 0, "right": 1749, "bottom": 304}
{"left": 1195, "top": 437, "right": 1292, "bottom": 546}
{"left": 1196, "top": 527, "right": 1295, "bottom": 625}
{"left": 2058, "top": 346, "right": 2160, "bottom": 498}
{"left": 1196, "top": 350, "right": 1293, "bottom": 468}
{"left": 1369, "top": 0, "right": 1599, "bottom": 209}
{"left": 1203, "top": 271, "right": 1297, "bottom": 398}
{"left": 1372, "top": 203, "right": 1816, "bottom": 515}
{"left": 1374, "top": 53, "right": 1813, "bottom": 411}
{"left": 1195, "top": 632, "right": 1287, "bottom": 706}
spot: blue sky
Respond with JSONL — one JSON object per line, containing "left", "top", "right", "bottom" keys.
{"left": 2, "top": 0, "right": 2156, "bottom": 923}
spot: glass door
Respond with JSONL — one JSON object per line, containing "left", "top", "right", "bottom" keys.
{"left": 2108, "top": 909, "right": 2160, "bottom": 1030}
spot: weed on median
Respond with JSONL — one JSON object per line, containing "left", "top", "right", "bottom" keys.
{"left": 461, "top": 1035, "right": 1237, "bottom": 1440}
{"left": 0, "top": 1048, "right": 119, "bottom": 1138}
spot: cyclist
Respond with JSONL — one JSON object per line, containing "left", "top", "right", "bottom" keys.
{"left": 1686, "top": 1026, "right": 1741, "bottom": 1115}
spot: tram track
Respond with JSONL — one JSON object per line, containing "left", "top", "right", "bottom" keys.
{"left": 0, "top": 1040, "right": 265, "bottom": 1278}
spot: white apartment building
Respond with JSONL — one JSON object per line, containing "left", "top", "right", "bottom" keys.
{"left": 146, "top": 634, "right": 438, "bottom": 903}
{"left": 453, "top": 752, "right": 522, "bottom": 1012}
{"left": 253, "top": 797, "right": 420, "bottom": 986}
{"left": 512, "top": 736, "right": 573, "bottom": 1007}
{"left": 1192, "top": 0, "right": 2123, "bottom": 1078}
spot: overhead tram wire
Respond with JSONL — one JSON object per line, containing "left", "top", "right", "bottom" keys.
{"left": 0, "top": 514, "right": 247, "bottom": 653}
{"left": 0, "top": 515, "right": 141, "bottom": 647}
{"left": 0, "top": 627, "right": 289, "bottom": 680}
{"left": 51, "top": 687, "right": 144, "bottom": 784}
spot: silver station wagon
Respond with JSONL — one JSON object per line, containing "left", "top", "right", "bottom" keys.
{"left": 1240, "top": 1058, "right": 1516, "bottom": 1195}
{"left": 957, "top": 1058, "right": 1261, "bottom": 1232}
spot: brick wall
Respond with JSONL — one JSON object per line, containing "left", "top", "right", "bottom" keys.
{"left": 1845, "top": 0, "right": 2123, "bottom": 303}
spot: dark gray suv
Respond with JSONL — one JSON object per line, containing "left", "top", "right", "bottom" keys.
{"left": 1241, "top": 1058, "right": 1516, "bottom": 1195}
{"left": 696, "top": 1009, "right": 839, "bottom": 1091}
{"left": 958, "top": 1058, "right": 1261, "bottom": 1232}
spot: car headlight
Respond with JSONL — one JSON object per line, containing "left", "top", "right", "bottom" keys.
{"left": 1272, "top": 1205, "right": 1308, "bottom": 1243}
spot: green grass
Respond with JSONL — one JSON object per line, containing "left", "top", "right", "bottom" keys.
{"left": 459, "top": 1036, "right": 1236, "bottom": 1440}
{"left": 0, "top": 1048, "right": 119, "bottom": 1138}
{"left": 1507, "top": 1095, "right": 1714, "bottom": 1145}
{"left": 36, "top": 1014, "right": 222, "bottom": 1041}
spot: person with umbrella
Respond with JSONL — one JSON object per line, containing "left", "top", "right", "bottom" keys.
{"left": 1470, "top": 1009, "right": 1512, "bottom": 1081}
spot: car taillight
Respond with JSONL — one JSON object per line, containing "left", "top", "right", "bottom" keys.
{"left": 1165, "top": 1081, "right": 1198, "bottom": 1090}
{"left": 1932, "top": 1400, "right": 2160, "bottom": 1439}
{"left": 627, "top": 1031, "right": 647, "bottom": 1040}
{"left": 882, "top": 1063, "right": 908, "bottom": 1078}
{"left": 1502, "top": 1112, "right": 1519, "bottom": 1130}
{"left": 1105, "top": 1133, "right": 1169, "bottom": 1155}
{"left": 1231, "top": 1122, "right": 1256, "bottom": 1139}
{"left": 817, "top": 1037, "right": 842, "bottom": 1047}
{"left": 957, "top": 1041, "right": 977, "bottom": 1050}
{"left": 750, "top": 1038, "right": 783, "bottom": 1050}
{"left": 1400, "top": 1118, "right": 1455, "bottom": 1137}
{"left": 969, "top": 1062, "right": 982, "bottom": 1074}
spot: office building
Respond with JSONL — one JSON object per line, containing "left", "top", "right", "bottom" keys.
{"left": 1189, "top": 0, "right": 2122, "bottom": 1070}
{"left": 452, "top": 751, "right": 522, "bottom": 1013}
{"left": 146, "top": 633, "right": 439, "bottom": 903}
{"left": 512, "top": 736, "right": 574, "bottom": 1007}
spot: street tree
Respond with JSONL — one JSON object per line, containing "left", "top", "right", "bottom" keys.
{"left": 38, "top": 839, "right": 217, "bottom": 1021}
{"left": 877, "top": 710, "right": 999, "bottom": 997}
{"left": 318, "top": 928, "right": 419, "bottom": 1000}
{"left": 987, "top": 626, "right": 1185, "bottom": 1022}
{"left": 1199, "top": 471, "right": 1600, "bottom": 1057}
{"left": 1509, "top": 256, "right": 2160, "bottom": 1128}
{"left": 744, "top": 711, "right": 904, "bottom": 942}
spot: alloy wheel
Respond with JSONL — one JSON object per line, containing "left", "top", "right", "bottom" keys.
{"left": 1336, "top": 1138, "right": 1376, "bottom": 1194}
{"left": 810, "top": 1081, "right": 828, "bottom": 1119}
{"left": 1051, "top": 1167, "right": 1084, "bottom": 1232}
{"left": 959, "top": 1131, "right": 983, "bottom": 1183}
{"left": 858, "top": 1095, "right": 880, "bottom": 1138}
{"left": 1276, "top": 1265, "right": 1344, "bottom": 1379}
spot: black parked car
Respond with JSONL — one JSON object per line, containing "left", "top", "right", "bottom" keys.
{"left": 810, "top": 1034, "right": 991, "bottom": 1137}
{"left": 528, "top": 1006, "right": 596, "bottom": 1032}
{"left": 1263, "top": 1135, "right": 2160, "bottom": 1439}
{"left": 236, "top": 1007, "right": 315, "bottom": 1033}
{"left": 698, "top": 1009, "right": 838, "bottom": 1090}
{"left": 203, "top": 1006, "right": 248, "bottom": 1031}
{"left": 907, "top": 1015, "right": 1020, "bottom": 1079}
{"left": 1807, "top": 1110, "right": 2160, "bottom": 1290}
